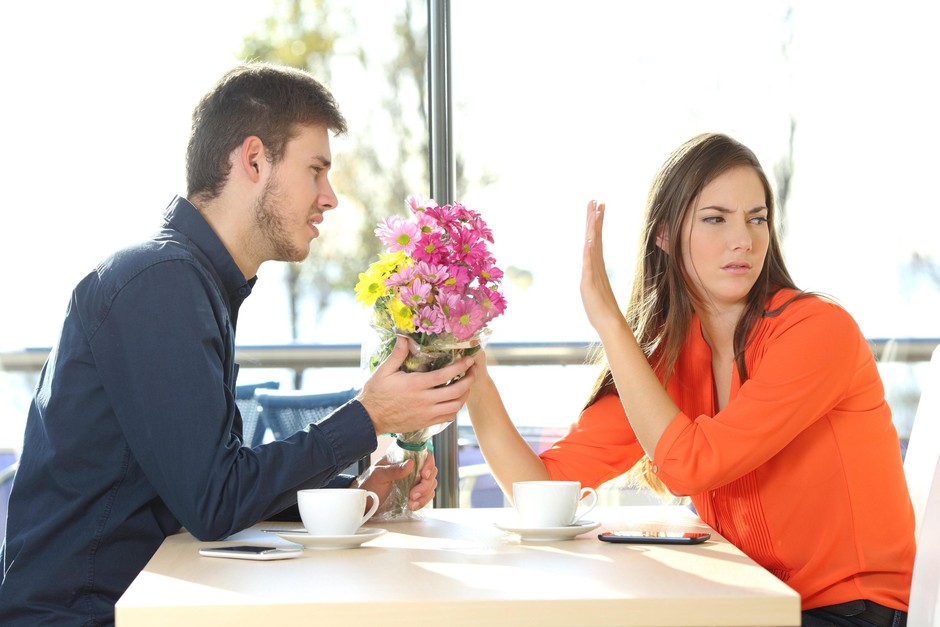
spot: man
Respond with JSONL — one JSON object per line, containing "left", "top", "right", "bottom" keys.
{"left": 0, "top": 63, "right": 474, "bottom": 625}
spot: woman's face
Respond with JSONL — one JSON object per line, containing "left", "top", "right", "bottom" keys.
{"left": 678, "top": 165, "right": 770, "bottom": 312}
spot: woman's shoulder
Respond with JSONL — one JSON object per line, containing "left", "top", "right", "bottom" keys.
{"left": 763, "top": 288, "right": 862, "bottom": 341}
{"left": 767, "top": 288, "right": 852, "bottom": 318}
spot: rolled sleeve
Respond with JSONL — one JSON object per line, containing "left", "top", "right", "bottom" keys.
{"left": 653, "top": 297, "right": 865, "bottom": 495}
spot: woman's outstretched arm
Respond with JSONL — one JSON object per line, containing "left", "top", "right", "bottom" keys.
{"left": 465, "top": 351, "right": 549, "bottom": 499}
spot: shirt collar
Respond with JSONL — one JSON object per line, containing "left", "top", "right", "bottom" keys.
{"left": 161, "top": 196, "right": 256, "bottom": 306}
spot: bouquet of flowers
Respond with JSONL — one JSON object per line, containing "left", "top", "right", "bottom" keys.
{"left": 355, "top": 195, "right": 507, "bottom": 520}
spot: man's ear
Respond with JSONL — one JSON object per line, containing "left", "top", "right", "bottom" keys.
{"left": 655, "top": 224, "right": 670, "bottom": 254}
{"left": 236, "top": 136, "right": 266, "bottom": 183}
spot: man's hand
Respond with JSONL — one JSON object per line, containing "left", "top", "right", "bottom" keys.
{"left": 358, "top": 336, "right": 476, "bottom": 435}
{"left": 359, "top": 453, "right": 438, "bottom": 512}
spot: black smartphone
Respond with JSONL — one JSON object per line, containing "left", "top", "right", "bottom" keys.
{"left": 598, "top": 531, "right": 711, "bottom": 545}
{"left": 198, "top": 545, "right": 303, "bottom": 560}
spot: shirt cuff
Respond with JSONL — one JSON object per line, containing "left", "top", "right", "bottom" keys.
{"left": 315, "top": 400, "right": 377, "bottom": 471}
{"left": 652, "top": 409, "right": 692, "bottom": 477}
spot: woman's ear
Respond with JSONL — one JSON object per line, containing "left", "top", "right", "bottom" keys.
{"left": 655, "top": 224, "right": 670, "bottom": 254}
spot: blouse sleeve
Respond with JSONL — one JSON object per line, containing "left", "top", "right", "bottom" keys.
{"left": 539, "top": 393, "right": 646, "bottom": 488}
{"left": 652, "top": 297, "right": 872, "bottom": 495}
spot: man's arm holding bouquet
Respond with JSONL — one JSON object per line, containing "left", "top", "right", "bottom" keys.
{"left": 357, "top": 335, "right": 476, "bottom": 436}
{"left": 354, "top": 335, "right": 472, "bottom": 511}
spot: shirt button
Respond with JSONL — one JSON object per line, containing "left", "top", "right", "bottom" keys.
{"left": 238, "top": 287, "right": 249, "bottom": 296}
{"left": 651, "top": 464, "right": 659, "bottom": 474}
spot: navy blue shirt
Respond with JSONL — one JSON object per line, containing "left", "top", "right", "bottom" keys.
{"left": 0, "top": 197, "right": 377, "bottom": 626}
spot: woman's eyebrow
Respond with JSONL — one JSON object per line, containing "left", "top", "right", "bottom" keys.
{"left": 697, "top": 205, "right": 768, "bottom": 213}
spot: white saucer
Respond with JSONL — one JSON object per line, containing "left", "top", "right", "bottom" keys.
{"left": 494, "top": 520, "right": 601, "bottom": 541}
{"left": 276, "top": 528, "right": 386, "bottom": 550}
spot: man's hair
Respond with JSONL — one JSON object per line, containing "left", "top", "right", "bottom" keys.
{"left": 185, "top": 62, "right": 347, "bottom": 202}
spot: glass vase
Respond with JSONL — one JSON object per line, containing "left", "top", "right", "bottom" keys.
{"left": 366, "top": 327, "right": 488, "bottom": 521}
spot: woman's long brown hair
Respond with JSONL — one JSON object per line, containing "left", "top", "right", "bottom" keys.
{"left": 585, "top": 133, "right": 801, "bottom": 496}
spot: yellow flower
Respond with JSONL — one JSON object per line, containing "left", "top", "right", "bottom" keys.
{"left": 354, "top": 265, "right": 388, "bottom": 307}
{"left": 376, "top": 251, "right": 410, "bottom": 275}
{"left": 387, "top": 297, "right": 415, "bottom": 332}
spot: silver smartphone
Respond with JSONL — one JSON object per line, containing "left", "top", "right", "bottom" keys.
{"left": 198, "top": 544, "right": 303, "bottom": 560}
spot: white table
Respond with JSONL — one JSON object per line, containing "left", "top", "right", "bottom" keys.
{"left": 116, "top": 505, "right": 800, "bottom": 626}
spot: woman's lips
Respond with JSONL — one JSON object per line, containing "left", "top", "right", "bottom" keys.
{"left": 722, "top": 262, "right": 751, "bottom": 275}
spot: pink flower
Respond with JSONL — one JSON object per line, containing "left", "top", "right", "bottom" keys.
{"left": 448, "top": 227, "right": 488, "bottom": 267}
{"left": 415, "top": 305, "right": 445, "bottom": 335}
{"left": 436, "top": 291, "right": 460, "bottom": 319}
{"left": 478, "top": 256, "right": 504, "bottom": 283}
{"left": 446, "top": 299, "right": 486, "bottom": 340}
{"left": 467, "top": 212, "right": 494, "bottom": 243}
{"left": 423, "top": 204, "right": 461, "bottom": 233}
{"left": 412, "top": 261, "right": 449, "bottom": 286}
{"left": 443, "top": 265, "right": 472, "bottom": 289}
{"left": 478, "top": 285, "right": 507, "bottom": 321}
{"left": 375, "top": 215, "right": 420, "bottom": 254}
{"left": 407, "top": 195, "right": 436, "bottom": 212}
{"left": 414, "top": 211, "right": 437, "bottom": 236}
{"left": 413, "top": 231, "right": 448, "bottom": 265}
{"left": 399, "top": 278, "right": 433, "bottom": 308}
{"left": 384, "top": 265, "right": 416, "bottom": 289}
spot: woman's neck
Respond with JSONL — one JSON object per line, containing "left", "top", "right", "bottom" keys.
{"left": 697, "top": 304, "right": 743, "bottom": 360}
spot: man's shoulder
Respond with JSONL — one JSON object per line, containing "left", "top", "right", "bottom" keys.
{"left": 76, "top": 232, "right": 212, "bottom": 312}
{"left": 73, "top": 233, "right": 221, "bottom": 338}
{"left": 96, "top": 232, "right": 199, "bottom": 284}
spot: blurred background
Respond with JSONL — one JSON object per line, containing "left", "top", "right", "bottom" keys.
{"left": 1, "top": 1, "right": 937, "bottom": 501}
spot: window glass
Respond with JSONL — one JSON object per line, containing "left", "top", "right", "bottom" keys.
{"left": 449, "top": 0, "right": 940, "bottom": 446}
{"left": 1, "top": 1, "right": 937, "bottom": 485}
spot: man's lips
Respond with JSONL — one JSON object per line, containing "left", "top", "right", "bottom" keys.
{"left": 307, "top": 214, "right": 323, "bottom": 238}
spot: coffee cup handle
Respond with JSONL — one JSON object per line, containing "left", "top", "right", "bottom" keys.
{"left": 574, "top": 487, "right": 598, "bottom": 522}
{"left": 360, "top": 490, "right": 380, "bottom": 525}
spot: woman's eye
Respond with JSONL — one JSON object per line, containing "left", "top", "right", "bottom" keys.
{"left": 703, "top": 216, "right": 724, "bottom": 224}
{"left": 749, "top": 216, "right": 769, "bottom": 225}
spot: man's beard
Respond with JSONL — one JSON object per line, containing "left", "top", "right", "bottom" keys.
{"left": 253, "top": 178, "right": 308, "bottom": 263}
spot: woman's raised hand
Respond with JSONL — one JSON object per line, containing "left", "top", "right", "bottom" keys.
{"left": 580, "top": 200, "right": 623, "bottom": 333}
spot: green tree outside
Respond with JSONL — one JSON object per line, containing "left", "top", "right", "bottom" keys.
{"left": 242, "top": 0, "right": 454, "bottom": 341}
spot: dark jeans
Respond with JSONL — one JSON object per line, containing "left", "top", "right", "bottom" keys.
{"left": 802, "top": 600, "right": 907, "bottom": 627}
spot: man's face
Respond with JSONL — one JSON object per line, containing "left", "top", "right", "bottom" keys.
{"left": 254, "top": 124, "right": 337, "bottom": 263}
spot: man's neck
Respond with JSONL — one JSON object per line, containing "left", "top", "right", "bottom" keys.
{"left": 190, "top": 194, "right": 258, "bottom": 280}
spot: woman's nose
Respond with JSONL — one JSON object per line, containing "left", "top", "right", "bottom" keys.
{"left": 729, "top": 222, "right": 752, "bottom": 251}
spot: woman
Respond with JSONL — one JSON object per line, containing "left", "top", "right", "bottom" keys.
{"left": 467, "top": 133, "right": 914, "bottom": 625}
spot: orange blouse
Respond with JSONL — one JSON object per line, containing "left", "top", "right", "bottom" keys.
{"left": 540, "top": 290, "right": 915, "bottom": 611}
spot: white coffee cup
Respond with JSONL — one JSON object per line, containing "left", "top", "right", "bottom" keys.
{"left": 512, "top": 481, "right": 598, "bottom": 528}
{"left": 297, "top": 488, "right": 380, "bottom": 536}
